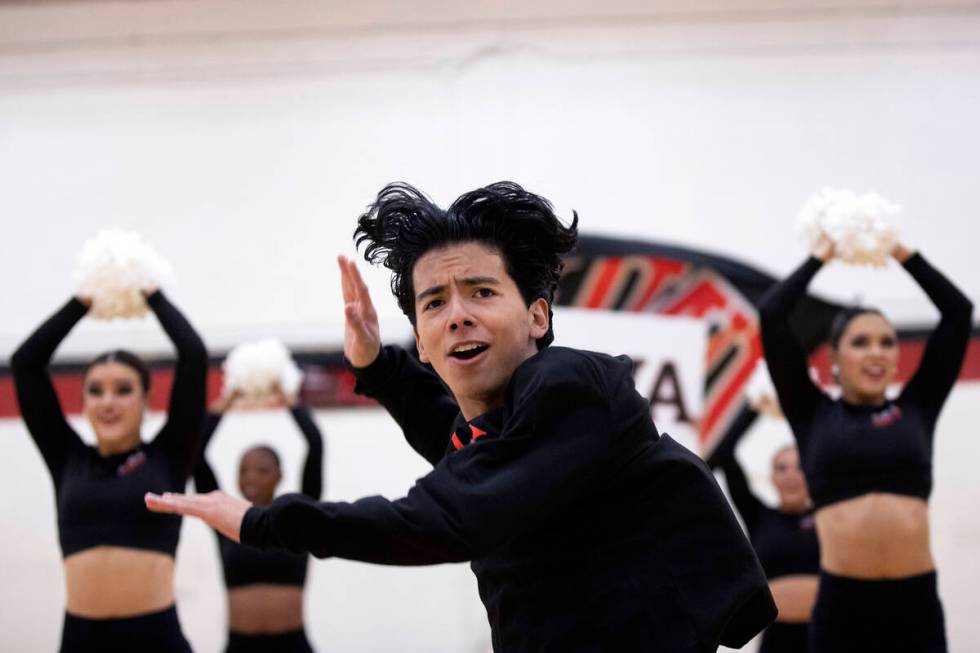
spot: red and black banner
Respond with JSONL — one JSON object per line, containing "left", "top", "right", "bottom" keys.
{"left": 556, "top": 235, "right": 980, "bottom": 455}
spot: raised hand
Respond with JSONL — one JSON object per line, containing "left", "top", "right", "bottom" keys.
{"left": 271, "top": 381, "right": 298, "bottom": 408}
{"left": 210, "top": 388, "right": 243, "bottom": 414}
{"left": 891, "top": 242, "right": 914, "bottom": 264}
{"left": 812, "top": 233, "right": 834, "bottom": 263}
{"left": 338, "top": 255, "right": 381, "bottom": 368}
{"left": 145, "top": 490, "right": 251, "bottom": 543}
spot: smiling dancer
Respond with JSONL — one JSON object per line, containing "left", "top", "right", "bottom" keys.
{"left": 757, "top": 235, "right": 973, "bottom": 653}
{"left": 148, "top": 181, "right": 775, "bottom": 652}
{"left": 12, "top": 288, "right": 206, "bottom": 652}
{"left": 193, "top": 385, "right": 323, "bottom": 653}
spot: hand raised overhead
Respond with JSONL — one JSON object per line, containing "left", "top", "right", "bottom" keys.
{"left": 338, "top": 255, "right": 381, "bottom": 368}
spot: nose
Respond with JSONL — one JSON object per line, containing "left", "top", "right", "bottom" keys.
{"left": 446, "top": 294, "right": 475, "bottom": 332}
{"left": 96, "top": 392, "right": 116, "bottom": 408}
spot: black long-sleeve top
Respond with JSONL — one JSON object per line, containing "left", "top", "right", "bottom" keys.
{"left": 10, "top": 292, "right": 207, "bottom": 557}
{"left": 758, "top": 253, "right": 973, "bottom": 510}
{"left": 240, "top": 345, "right": 776, "bottom": 652}
{"left": 711, "top": 410, "right": 820, "bottom": 581}
{"left": 193, "top": 406, "right": 324, "bottom": 588}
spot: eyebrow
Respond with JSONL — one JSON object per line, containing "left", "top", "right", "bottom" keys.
{"left": 416, "top": 276, "right": 501, "bottom": 302}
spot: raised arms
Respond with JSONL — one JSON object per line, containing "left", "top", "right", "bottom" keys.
{"left": 10, "top": 298, "right": 90, "bottom": 478}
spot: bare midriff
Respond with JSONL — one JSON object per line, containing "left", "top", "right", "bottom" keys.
{"left": 769, "top": 575, "right": 819, "bottom": 622}
{"left": 64, "top": 547, "right": 175, "bottom": 618}
{"left": 816, "top": 493, "right": 934, "bottom": 578}
{"left": 228, "top": 584, "right": 305, "bottom": 634}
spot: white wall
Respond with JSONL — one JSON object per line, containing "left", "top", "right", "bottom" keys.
{"left": 1, "top": 0, "right": 979, "bottom": 355}
{"left": 1, "top": 1, "right": 978, "bottom": 651}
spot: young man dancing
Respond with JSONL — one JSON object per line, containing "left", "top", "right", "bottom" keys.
{"left": 148, "top": 181, "right": 775, "bottom": 652}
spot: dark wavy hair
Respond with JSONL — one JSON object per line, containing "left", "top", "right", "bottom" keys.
{"left": 85, "top": 349, "right": 151, "bottom": 393}
{"left": 354, "top": 181, "right": 578, "bottom": 348}
{"left": 828, "top": 306, "right": 887, "bottom": 349}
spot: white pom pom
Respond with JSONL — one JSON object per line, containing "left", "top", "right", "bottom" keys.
{"left": 745, "top": 359, "right": 783, "bottom": 418}
{"left": 72, "top": 229, "right": 175, "bottom": 320}
{"left": 796, "top": 187, "right": 900, "bottom": 266}
{"left": 222, "top": 339, "right": 304, "bottom": 401}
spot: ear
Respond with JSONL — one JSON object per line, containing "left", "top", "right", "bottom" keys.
{"left": 528, "top": 298, "right": 549, "bottom": 341}
{"left": 415, "top": 326, "right": 430, "bottom": 364}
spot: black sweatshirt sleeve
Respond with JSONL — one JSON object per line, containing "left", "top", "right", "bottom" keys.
{"left": 240, "top": 351, "right": 613, "bottom": 563}
{"left": 146, "top": 291, "right": 208, "bottom": 475}
{"left": 192, "top": 412, "right": 223, "bottom": 494}
{"left": 898, "top": 253, "right": 974, "bottom": 425}
{"left": 757, "top": 257, "right": 827, "bottom": 440}
{"left": 10, "top": 298, "right": 89, "bottom": 479}
{"left": 290, "top": 406, "right": 325, "bottom": 500}
{"left": 351, "top": 345, "right": 461, "bottom": 466}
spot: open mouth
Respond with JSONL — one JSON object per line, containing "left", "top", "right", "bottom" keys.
{"left": 863, "top": 365, "right": 886, "bottom": 379}
{"left": 449, "top": 343, "right": 489, "bottom": 360}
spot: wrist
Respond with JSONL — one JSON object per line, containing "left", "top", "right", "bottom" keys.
{"left": 348, "top": 344, "right": 382, "bottom": 371}
{"left": 892, "top": 243, "right": 915, "bottom": 264}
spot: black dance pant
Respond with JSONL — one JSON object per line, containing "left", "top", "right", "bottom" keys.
{"left": 758, "top": 621, "right": 808, "bottom": 653}
{"left": 809, "top": 570, "right": 947, "bottom": 653}
{"left": 226, "top": 628, "right": 315, "bottom": 652}
{"left": 60, "top": 605, "right": 192, "bottom": 653}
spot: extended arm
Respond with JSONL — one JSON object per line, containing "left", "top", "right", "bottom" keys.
{"left": 757, "top": 255, "right": 827, "bottom": 434}
{"left": 290, "top": 406, "right": 325, "bottom": 500}
{"left": 708, "top": 406, "right": 765, "bottom": 532}
{"left": 147, "top": 291, "right": 208, "bottom": 473}
{"left": 898, "top": 250, "right": 974, "bottom": 422}
{"left": 149, "top": 352, "right": 615, "bottom": 565}
{"left": 10, "top": 298, "right": 89, "bottom": 476}
{"left": 192, "top": 412, "right": 223, "bottom": 494}
{"left": 241, "top": 357, "right": 612, "bottom": 563}
{"left": 352, "top": 345, "right": 460, "bottom": 466}
{"left": 339, "top": 255, "right": 459, "bottom": 465}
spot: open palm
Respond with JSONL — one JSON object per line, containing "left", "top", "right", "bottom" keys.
{"left": 338, "top": 255, "right": 381, "bottom": 368}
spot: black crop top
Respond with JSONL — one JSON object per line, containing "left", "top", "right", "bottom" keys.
{"left": 239, "top": 346, "right": 775, "bottom": 652}
{"left": 193, "top": 407, "right": 323, "bottom": 589}
{"left": 758, "top": 253, "right": 973, "bottom": 510}
{"left": 10, "top": 293, "right": 207, "bottom": 557}
{"left": 711, "top": 409, "right": 820, "bottom": 580}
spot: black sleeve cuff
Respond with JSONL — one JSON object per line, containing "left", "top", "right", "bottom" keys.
{"left": 67, "top": 297, "right": 91, "bottom": 316}
{"left": 240, "top": 505, "right": 270, "bottom": 549}
{"left": 144, "top": 288, "right": 166, "bottom": 308}
{"left": 348, "top": 345, "right": 398, "bottom": 396}
{"left": 901, "top": 250, "right": 924, "bottom": 272}
{"left": 803, "top": 255, "right": 825, "bottom": 271}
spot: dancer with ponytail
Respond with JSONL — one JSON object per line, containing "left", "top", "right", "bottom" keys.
{"left": 758, "top": 235, "right": 972, "bottom": 652}
{"left": 12, "top": 287, "right": 206, "bottom": 652}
